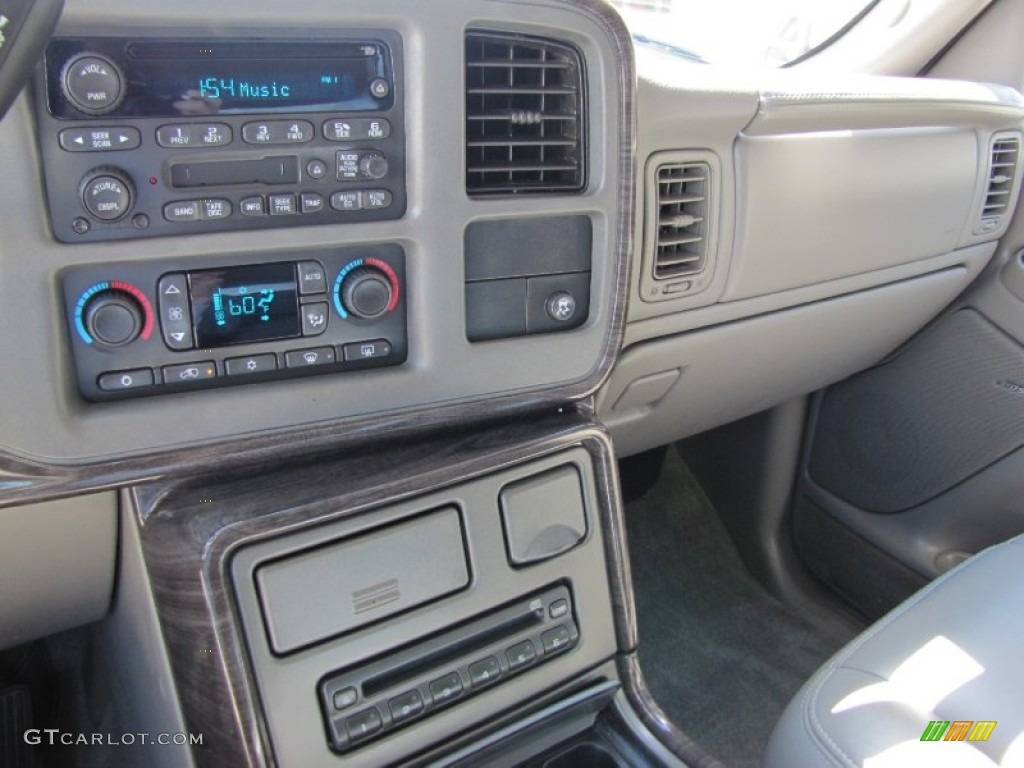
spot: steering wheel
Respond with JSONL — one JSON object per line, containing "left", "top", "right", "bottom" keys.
{"left": 0, "top": 0, "right": 63, "bottom": 119}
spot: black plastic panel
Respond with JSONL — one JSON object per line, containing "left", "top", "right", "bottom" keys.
{"left": 61, "top": 244, "right": 407, "bottom": 401}
{"left": 34, "top": 33, "right": 406, "bottom": 243}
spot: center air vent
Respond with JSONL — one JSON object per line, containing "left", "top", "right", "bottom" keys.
{"left": 981, "top": 135, "right": 1020, "bottom": 228}
{"left": 653, "top": 162, "right": 710, "bottom": 280}
{"left": 465, "top": 31, "right": 585, "bottom": 195}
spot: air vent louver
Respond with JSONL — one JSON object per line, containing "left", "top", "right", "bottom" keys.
{"left": 465, "top": 32, "right": 585, "bottom": 195}
{"left": 982, "top": 136, "right": 1020, "bottom": 224}
{"left": 654, "top": 163, "right": 709, "bottom": 279}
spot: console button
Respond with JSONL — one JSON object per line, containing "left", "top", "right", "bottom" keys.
{"left": 306, "top": 159, "right": 328, "bottom": 179}
{"left": 225, "top": 354, "right": 277, "bottom": 376}
{"left": 344, "top": 708, "right": 382, "bottom": 742}
{"left": 468, "top": 656, "right": 501, "bottom": 687}
{"left": 242, "top": 120, "right": 314, "bottom": 145}
{"left": 284, "top": 346, "right": 336, "bottom": 368}
{"left": 362, "top": 189, "right": 393, "bottom": 209}
{"left": 199, "top": 199, "right": 232, "bottom": 220}
{"left": 98, "top": 368, "right": 154, "bottom": 392}
{"left": 60, "top": 127, "right": 141, "bottom": 152}
{"left": 158, "top": 273, "right": 193, "bottom": 351}
{"left": 333, "top": 687, "right": 357, "bottom": 712}
{"left": 301, "top": 303, "right": 329, "bottom": 336}
{"left": 297, "top": 261, "right": 327, "bottom": 295}
{"left": 506, "top": 639, "right": 537, "bottom": 670}
{"left": 301, "top": 192, "right": 325, "bottom": 214}
{"left": 388, "top": 690, "right": 424, "bottom": 724}
{"left": 156, "top": 123, "right": 231, "bottom": 149}
{"left": 429, "top": 673, "right": 463, "bottom": 705}
{"left": 342, "top": 339, "right": 391, "bottom": 362}
{"left": 239, "top": 196, "right": 265, "bottom": 216}
{"left": 163, "top": 361, "right": 216, "bottom": 384}
{"left": 330, "top": 191, "right": 362, "bottom": 211}
{"left": 163, "top": 201, "right": 200, "bottom": 223}
{"left": 268, "top": 194, "right": 297, "bottom": 216}
{"left": 541, "top": 624, "right": 572, "bottom": 654}
{"left": 336, "top": 151, "right": 361, "bottom": 180}
{"left": 549, "top": 598, "right": 569, "bottom": 619}
{"left": 323, "top": 117, "right": 391, "bottom": 141}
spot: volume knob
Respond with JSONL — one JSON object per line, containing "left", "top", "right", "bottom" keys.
{"left": 340, "top": 266, "right": 393, "bottom": 320}
{"left": 61, "top": 53, "right": 126, "bottom": 115}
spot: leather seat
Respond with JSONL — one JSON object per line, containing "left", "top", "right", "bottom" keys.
{"left": 765, "top": 534, "right": 1024, "bottom": 767}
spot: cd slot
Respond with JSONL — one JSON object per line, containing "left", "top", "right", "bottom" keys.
{"left": 319, "top": 584, "right": 579, "bottom": 753}
{"left": 169, "top": 155, "right": 300, "bottom": 188}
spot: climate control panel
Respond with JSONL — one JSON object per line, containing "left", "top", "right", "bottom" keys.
{"left": 62, "top": 244, "right": 407, "bottom": 401}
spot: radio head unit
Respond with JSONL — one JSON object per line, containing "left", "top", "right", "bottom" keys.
{"left": 34, "top": 34, "right": 405, "bottom": 243}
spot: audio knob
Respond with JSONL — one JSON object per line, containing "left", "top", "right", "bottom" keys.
{"left": 359, "top": 152, "right": 389, "bottom": 180}
{"left": 339, "top": 265, "right": 394, "bottom": 320}
{"left": 83, "top": 290, "right": 145, "bottom": 347}
{"left": 61, "top": 53, "right": 126, "bottom": 115}
{"left": 80, "top": 168, "right": 134, "bottom": 221}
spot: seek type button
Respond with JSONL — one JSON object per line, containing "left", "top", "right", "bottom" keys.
{"left": 225, "top": 354, "right": 277, "bottom": 376}
{"left": 342, "top": 339, "right": 391, "bottom": 362}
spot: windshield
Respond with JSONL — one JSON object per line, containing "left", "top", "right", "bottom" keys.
{"left": 609, "top": 0, "right": 878, "bottom": 68}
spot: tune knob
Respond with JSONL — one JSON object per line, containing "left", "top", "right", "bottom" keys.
{"left": 339, "top": 265, "right": 394, "bottom": 320}
{"left": 83, "top": 290, "right": 144, "bottom": 347}
{"left": 61, "top": 53, "right": 126, "bottom": 115}
{"left": 80, "top": 168, "right": 134, "bottom": 221}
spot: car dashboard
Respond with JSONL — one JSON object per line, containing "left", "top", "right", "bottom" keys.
{"left": 1, "top": 0, "right": 1022, "bottom": 767}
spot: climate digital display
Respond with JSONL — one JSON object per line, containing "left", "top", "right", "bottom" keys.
{"left": 189, "top": 263, "right": 300, "bottom": 347}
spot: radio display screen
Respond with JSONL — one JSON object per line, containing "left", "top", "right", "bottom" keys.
{"left": 189, "top": 263, "right": 300, "bottom": 348}
{"left": 46, "top": 40, "right": 394, "bottom": 117}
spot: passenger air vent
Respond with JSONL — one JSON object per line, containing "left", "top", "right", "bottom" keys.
{"left": 653, "top": 162, "right": 710, "bottom": 279}
{"left": 981, "top": 136, "right": 1020, "bottom": 226}
{"left": 465, "top": 31, "right": 585, "bottom": 195}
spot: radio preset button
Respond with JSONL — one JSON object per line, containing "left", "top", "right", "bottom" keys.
{"left": 428, "top": 673, "right": 463, "bottom": 705}
{"left": 468, "top": 656, "right": 501, "bottom": 688}
{"left": 344, "top": 708, "right": 382, "bottom": 743}
{"left": 163, "top": 361, "right": 216, "bottom": 384}
{"left": 60, "top": 127, "right": 141, "bottom": 152}
{"left": 268, "top": 194, "right": 297, "bottom": 216}
{"left": 297, "top": 261, "right": 327, "bottom": 295}
{"left": 239, "top": 196, "right": 265, "bottom": 216}
{"left": 242, "top": 120, "right": 314, "bottom": 145}
{"left": 301, "top": 303, "right": 330, "bottom": 336}
{"left": 388, "top": 690, "right": 423, "bottom": 724}
{"left": 163, "top": 201, "right": 200, "bottom": 223}
{"left": 342, "top": 339, "right": 392, "bottom": 361}
{"left": 200, "top": 199, "right": 232, "bottom": 220}
{"left": 323, "top": 117, "right": 391, "bottom": 141}
{"left": 300, "top": 193, "right": 325, "bottom": 214}
{"left": 330, "top": 191, "right": 362, "bottom": 211}
{"left": 225, "top": 354, "right": 277, "bottom": 376}
{"left": 155, "top": 123, "right": 231, "bottom": 149}
{"left": 284, "top": 346, "right": 335, "bottom": 368}
{"left": 62, "top": 54, "right": 125, "bottom": 115}
{"left": 98, "top": 369, "right": 155, "bottom": 392}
